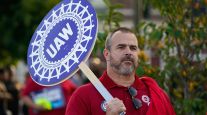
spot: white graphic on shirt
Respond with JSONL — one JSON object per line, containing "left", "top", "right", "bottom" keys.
{"left": 101, "top": 100, "right": 107, "bottom": 112}
{"left": 142, "top": 95, "right": 150, "bottom": 106}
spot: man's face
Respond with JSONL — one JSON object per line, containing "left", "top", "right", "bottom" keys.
{"left": 105, "top": 31, "right": 139, "bottom": 76}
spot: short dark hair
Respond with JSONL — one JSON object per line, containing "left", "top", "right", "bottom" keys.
{"left": 105, "top": 27, "right": 135, "bottom": 50}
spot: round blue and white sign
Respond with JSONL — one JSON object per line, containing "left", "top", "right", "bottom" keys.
{"left": 27, "top": 0, "right": 97, "bottom": 86}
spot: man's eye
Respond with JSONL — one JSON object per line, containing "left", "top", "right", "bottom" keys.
{"left": 118, "top": 46, "right": 125, "bottom": 49}
{"left": 130, "top": 46, "right": 137, "bottom": 51}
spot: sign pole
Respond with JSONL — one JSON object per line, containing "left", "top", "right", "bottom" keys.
{"left": 79, "top": 62, "right": 113, "bottom": 102}
{"left": 79, "top": 62, "right": 125, "bottom": 115}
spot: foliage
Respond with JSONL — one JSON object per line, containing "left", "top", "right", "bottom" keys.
{"left": 137, "top": 0, "right": 207, "bottom": 114}
{"left": 0, "top": 0, "right": 60, "bottom": 67}
{"left": 93, "top": 0, "right": 124, "bottom": 55}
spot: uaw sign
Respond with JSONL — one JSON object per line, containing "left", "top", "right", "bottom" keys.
{"left": 27, "top": 0, "right": 124, "bottom": 114}
{"left": 27, "top": 0, "right": 97, "bottom": 86}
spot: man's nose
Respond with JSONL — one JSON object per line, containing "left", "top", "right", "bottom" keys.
{"left": 125, "top": 53, "right": 132, "bottom": 57}
{"left": 124, "top": 47, "right": 132, "bottom": 56}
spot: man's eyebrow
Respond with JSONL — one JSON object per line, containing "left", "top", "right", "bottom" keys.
{"left": 117, "top": 44, "right": 127, "bottom": 46}
{"left": 117, "top": 44, "right": 137, "bottom": 46}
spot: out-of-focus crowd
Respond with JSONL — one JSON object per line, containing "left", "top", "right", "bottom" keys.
{"left": 0, "top": 66, "right": 21, "bottom": 115}
{"left": 0, "top": 58, "right": 105, "bottom": 115}
{"left": 0, "top": 65, "right": 79, "bottom": 115}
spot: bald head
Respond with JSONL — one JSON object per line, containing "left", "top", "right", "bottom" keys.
{"left": 105, "top": 27, "right": 136, "bottom": 51}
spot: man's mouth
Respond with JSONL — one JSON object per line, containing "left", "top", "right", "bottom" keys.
{"left": 122, "top": 60, "right": 133, "bottom": 65}
{"left": 122, "top": 58, "right": 134, "bottom": 62}
{"left": 123, "top": 60, "right": 132, "bottom": 63}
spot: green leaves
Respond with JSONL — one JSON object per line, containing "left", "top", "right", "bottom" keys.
{"left": 101, "top": 0, "right": 123, "bottom": 31}
{"left": 92, "top": 32, "right": 108, "bottom": 55}
{"left": 0, "top": 0, "right": 60, "bottom": 66}
{"left": 137, "top": 0, "right": 207, "bottom": 114}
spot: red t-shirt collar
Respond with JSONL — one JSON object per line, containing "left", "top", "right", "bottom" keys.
{"left": 99, "top": 71, "right": 144, "bottom": 90}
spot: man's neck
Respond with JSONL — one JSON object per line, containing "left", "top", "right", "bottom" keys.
{"left": 107, "top": 70, "right": 135, "bottom": 87}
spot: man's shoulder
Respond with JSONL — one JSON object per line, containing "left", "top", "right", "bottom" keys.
{"left": 139, "top": 76, "right": 167, "bottom": 95}
{"left": 74, "top": 83, "right": 97, "bottom": 95}
{"left": 139, "top": 76, "right": 157, "bottom": 82}
{"left": 139, "top": 76, "right": 159, "bottom": 87}
{"left": 79, "top": 83, "right": 95, "bottom": 89}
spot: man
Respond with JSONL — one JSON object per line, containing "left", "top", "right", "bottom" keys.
{"left": 66, "top": 27, "right": 176, "bottom": 115}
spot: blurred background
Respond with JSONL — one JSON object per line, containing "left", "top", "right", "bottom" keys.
{"left": 0, "top": 0, "right": 207, "bottom": 114}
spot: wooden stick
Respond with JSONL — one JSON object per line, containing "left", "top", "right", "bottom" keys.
{"left": 79, "top": 62, "right": 125, "bottom": 115}
{"left": 79, "top": 62, "right": 113, "bottom": 102}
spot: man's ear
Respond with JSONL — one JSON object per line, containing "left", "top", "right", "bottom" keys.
{"left": 103, "top": 48, "right": 109, "bottom": 61}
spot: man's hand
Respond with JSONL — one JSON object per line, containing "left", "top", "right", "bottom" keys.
{"left": 106, "top": 98, "right": 126, "bottom": 115}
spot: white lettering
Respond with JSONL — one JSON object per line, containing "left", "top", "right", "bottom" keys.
{"left": 46, "top": 44, "right": 57, "bottom": 58}
{"left": 58, "top": 23, "right": 73, "bottom": 40}
{"left": 46, "top": 23, "right": 73, "bottom": 58}
{"left": 54, "top": 37, "right": 65, "bottom": 51}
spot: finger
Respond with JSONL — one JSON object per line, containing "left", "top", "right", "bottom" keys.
{"left": 121, "top": 105, "right": 126, "bottom": 111}
{"left": 106, "top": 98, "right": 126, "bottom": 113}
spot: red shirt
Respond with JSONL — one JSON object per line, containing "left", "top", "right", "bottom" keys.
{"left": 21, "top": 77, "right": 77, "bottom": 115}
{"left": 66, "top": 71, "right": 150, "bottom": 115}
